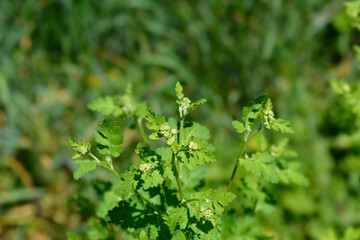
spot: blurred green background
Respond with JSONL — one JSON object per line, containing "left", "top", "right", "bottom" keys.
{"left": 1, "top": 0, "right": 360, "bottom": 239}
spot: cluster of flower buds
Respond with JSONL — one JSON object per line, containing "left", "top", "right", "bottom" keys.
{"left": 139, "top": 163, "right": 153, "bottom": 173}
{"left": 179, "top": 97, "right": 191, "bottom": 117}
{"left": 200, "top": 206, "right": 213, "bottom": 220}
{"left": 78, "top": 141, "right": 91, "bottom": 156}
{"left": 189, "top": 141, "right": 198, "bottom": 151}
{"left": 263, "top": 108, "right": 275, "bottom": 128}
{"left": 160, "top": 124, "right": 178, "bottom": 145}
{"left": 160, "top": 124, "right": 170, "bottom": 136}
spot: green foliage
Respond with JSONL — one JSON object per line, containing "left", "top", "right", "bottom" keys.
{"left": 263, "top": 99, "right": 294, "bottom": 134}
{"left": 190, "top": 189, "right": 236, "bottom": 215}
{"left": 331, "top": 79, "right": 360, "bottom": 119}
{"left": 232, "top": 120, "right": 246, "bottom": 134}
{"left": 72, "top": 160, "right": 98, "bottom": 180}
{"left": 88, "top": 84, "right": 147, "bottom": 119}
{"left": 67, "top": 232, "right": 82, "bottom": 240}
{"left": 239, "top": 152, "right": 279, "bottom": 183}
{"left": 167, "top": 207, "right": 188, "bottom": 235}
{"left": 177, "top": 137, "right": 216, "bottom": 170}
{"left": 242, "top": 95, "right": 267, "bottom": 133}
{"left": 114, "top": 174, "right": 135, "bottom": 201}
{"left": 87, "top": 218, "right": 110, "bottom": 240}
{"left": 175, "top": 82, "right": 184, "bottom": 100}
{"left": 278, "top": 162, "right": 309, "bottom": 186}
{"left": 176, "top": 82, "right": 206, "bottom": 118}
{"left": 2, "top": 0, "right": 360, "bottom": 239}
{"left": 321, "top": 228, "right": 360, "bottom": 240}
{"left": 69, "top": 137, "right": 91, "bottom": 159}
{"left": 222, "top": 215, "right": 273, "bottom": 240}
{"left": 95, "top": 117, "right": 124, "bottom": 158}
{"left": 346, "top": 1, "right": 360, "bottom": 30}
{"left": 231, "top": 96, "right": 299, "bottom": 187}
{"left": 69, "top": 117, "right": 124, "bottom": 180}
{"left": 68, "top": 82, "right": 302, "bottom": 239}
{"left": 145, "top": 108, "right": 167, "bottom": 139}
{"left": 88, "top": 96, "right": 122, "bottom": 116}
{"left": 234, "top": 95, "right": 294, "bottom": 144}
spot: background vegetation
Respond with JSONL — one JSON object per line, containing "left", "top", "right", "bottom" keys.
{"left": 1, "top": 0, "right": 360, "bottom": 239}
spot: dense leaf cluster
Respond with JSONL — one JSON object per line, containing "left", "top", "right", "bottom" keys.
{"left": 68, "top": 82, "right": 306, "bottom": 239}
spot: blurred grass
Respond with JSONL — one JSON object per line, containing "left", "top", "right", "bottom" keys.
{"left": 0, "top": 0, "right": 360, "bottom": 239}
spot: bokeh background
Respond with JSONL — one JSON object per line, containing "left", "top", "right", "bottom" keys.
{"left": 1, "top": 0, "right": 360, "bottom": 239}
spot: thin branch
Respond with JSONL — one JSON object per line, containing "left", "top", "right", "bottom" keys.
{"left": 136, "top": 117, "right": 149, "bottom": 148}
{"left": 172, "top": 152, "right": 185, "bottom": 202}
{"left": 227, "top": 125, "right": 263, "bottom": 192}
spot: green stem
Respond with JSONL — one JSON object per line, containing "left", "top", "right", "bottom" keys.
{"left": 172, "top": 152, "right": 185, "bottom": 202}
{"left": 89, "top": 152, "right": 101, "bottom": 163}
{"left": 103, "top": 166, "right": 122, "bottom": 179}
{"left": 173, "top": 118, "right": 185, "bottom": 201}
{"left": 177, "top": 161, "right": 182, "bottom": 185}
{"left": 183, "top": 198, "right": 200, "bottom": 204}
{"left": 136, "top": 117, "right": 149, "bottom": 148}
{"left": 179, "top": 119, "right": 184, "bottom": 146}
{"left": 227, "top": 140, "right": 247, "bottom": 192}
{"left": 227, "top": 126, "right": 263, "bottom": 192}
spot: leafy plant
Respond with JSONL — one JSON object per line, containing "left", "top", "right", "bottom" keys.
{"left": 69, "top": 82, "right": 305, "bottom": 239}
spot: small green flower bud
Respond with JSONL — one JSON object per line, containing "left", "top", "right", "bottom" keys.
{"left": 189, "top": 141, "right": 197, "bottom": 150}
{"left": 140, "top": 163, "right": 152, "bottom": 172}
{"left": 203, "top": 209, "right": 212, "bottom": 219}
{"left": 79, "top": 145, "right": 88, "bottom": 155}
{"left": 171, "top": 128, "right": 177, "bottom": 134}
{"left": 179, "top": 97, "right": 192, "bottom": 117}
{"left": 167, "top": 136, "right": 175, "bottom": 145}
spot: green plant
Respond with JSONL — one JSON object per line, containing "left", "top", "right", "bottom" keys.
{"left": 68, "top": 82, "right": 306, "bottom": 239}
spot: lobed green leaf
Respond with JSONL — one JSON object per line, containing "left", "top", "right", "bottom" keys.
{"left": 95, "top": 117, "right": 124, "bottom": 157}
{"left": 141, "top": 169, "right": 164, "bottom": 190}
{"left": 239, "top": 152, "right": 279, "bottom": 183}
{"left": 175, "top": 82, "right": 184, "bottom": 100}
{"left": 232, "top": 120, "right": 245, "bottom": 134}
{"left": 270, "top": 118, "right": 294, "bottom": 134}
{"left": 167, "top": 206, "right": 188, "bottom": 235}
{"left": 114, "top": 174, "right": 136, "bottom": 200}
{"left": 145, "top": 108, "right": 166, "bottom": 131}
{"left": 72, "top": 160, "right": 98, "bottom": 180}
{"left": 190, "top": 99, "right": 207, "bottom": 111}
{"left": 242, "top": 95, "right": 266, "bottom": 132}
{"left": 87, "top": 218, "right": 110, "bottom": 240}
{"left": 183, "top": 122, "right": 210, "bottom": 142}
{"left": 88, "top": 96, "right": 122, "bottom": 116}
{"left": 68, "top": 137, "right": 91, "bottom": 159}
{"left": 278, "top": 162, "right": 309, "bottom": 186}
